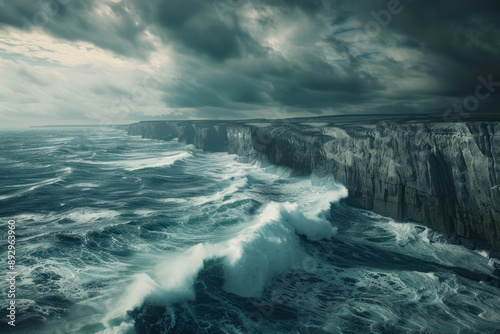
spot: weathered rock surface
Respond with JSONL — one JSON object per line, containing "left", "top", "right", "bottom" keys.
{"left": 127, "top": 114, "right": 500, "bottom": 255}
{"left": 127, "top": 121, "right": 179, "bottom": 141}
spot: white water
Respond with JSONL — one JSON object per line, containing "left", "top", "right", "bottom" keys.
{"left": 3, "top": 128, "right": 499, "bottom": 334}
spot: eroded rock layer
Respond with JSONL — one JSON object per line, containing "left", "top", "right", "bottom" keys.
{"left": 127, "top": 115, "right": 500, "bottom": 254}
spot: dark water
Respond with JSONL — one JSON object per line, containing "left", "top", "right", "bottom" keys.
{"left": 1, "top": 128, "right": 499, "bottom": 334}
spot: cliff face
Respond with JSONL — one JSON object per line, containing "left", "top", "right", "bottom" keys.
{"left": 127, "top": 118, "right": 500, "bottom": 254}
{"left": 127, "top": 121, "right": 179, "bottom": 141}
{"left": 177, "top": 123, "right": 228, "bottom": 152}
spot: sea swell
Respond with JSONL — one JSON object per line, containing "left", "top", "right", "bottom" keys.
{"left": 1, "top": 128, "right": 499, "bottom": 334}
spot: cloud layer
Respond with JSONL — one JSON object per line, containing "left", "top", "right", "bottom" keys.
{"left": 1, "top": 0, "right": 499, "bottom": 126}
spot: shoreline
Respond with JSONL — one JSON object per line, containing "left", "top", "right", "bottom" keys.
{"left": 124, "top": 114, "right": 500, "bottom": 259}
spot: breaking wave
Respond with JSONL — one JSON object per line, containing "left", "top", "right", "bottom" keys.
{"left": 1, "top": 127, "right": 499, "bottom": 334}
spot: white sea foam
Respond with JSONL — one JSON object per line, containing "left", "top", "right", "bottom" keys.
{"left": 66, "top": 182, "right": 100, "bottom": 189}
{"left": 68, "top": 151, "right": 193, "bottom": 171}
{"left": 66, "top": 208, "right": 119, "bottom": 224}
{"left": 221, "top": 202, "right": 309, "bottom": 297}
{"left": 115, "top": 179, "right": 348, "bottom": 311}
{"left": 193, "top": 170, "right": 249, "bottom": 206}
{"left": 153, "top": 243, "right": 225, "bottom": 303}
{"left": 145, "top": 216, "right": 304, "bottom": 302}
{"left": 367, "top": 216, "right": 496, "bottom": 273}
{"left": 220, "top": 183, "right": 346, "bottom": 296}
{"left": 124, "top": 151, "right": 193, "bottom": 171}
{"left": 97, "top": 321, "right": 135, "bottom": 334}
{"left": 103, "top": 273, "right": 159, "bottom": 324}
{"left": 0, "top": 167, "right": 72, "bottom": 201}
{"left": 11, "top": 127, "right": 500, "bottom": 334}
{"left": 46, "top": 137, "right": 74, "bottom": 143}
{"left": 278, "top": 201, "right": 338, "bottom": 241}
{"left": 251, "top": 160, "right": 294, "bottom": 178}
{"left": 477, "top": 249, "right": 490, "bottom": 259}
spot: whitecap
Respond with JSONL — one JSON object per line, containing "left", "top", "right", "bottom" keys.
{"left": 124, "top": 152, "right": 193, "bottom": 171}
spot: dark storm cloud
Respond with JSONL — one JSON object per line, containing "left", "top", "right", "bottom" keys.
{"left": 133, "top": 0, "right": 264, "bottom": 62}
{"left": 352, "top": 0, "right": 500, "bottom": 95}
{"left": 0, "top": 0, "right": 153, "bottom": 58}
{"left": 1, "top": 0, "right": 500, "bottom": 119}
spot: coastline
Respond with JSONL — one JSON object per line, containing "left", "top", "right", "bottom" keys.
{"left": 124, "top": 114, "right": 500, "bottom": 258}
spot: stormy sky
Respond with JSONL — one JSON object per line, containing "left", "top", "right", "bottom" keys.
{"left": 0, "top": 0, "right": 499, "bottom": 126}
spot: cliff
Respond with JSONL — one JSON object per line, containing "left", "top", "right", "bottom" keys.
{"left": 127, "top": 115, "right": 500, "bottom": 256}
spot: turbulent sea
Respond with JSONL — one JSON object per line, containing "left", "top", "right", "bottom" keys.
{"left": 1, "top": 127, "right": 500, "bottom": 334}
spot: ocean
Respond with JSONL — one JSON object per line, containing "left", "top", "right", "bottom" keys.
{"left": 1, "top": 127, "right": 499, "bottom": 333}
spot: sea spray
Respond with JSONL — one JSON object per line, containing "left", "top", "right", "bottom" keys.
{"left": 2, "top": 128, "right": 500, "bottom": 334}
